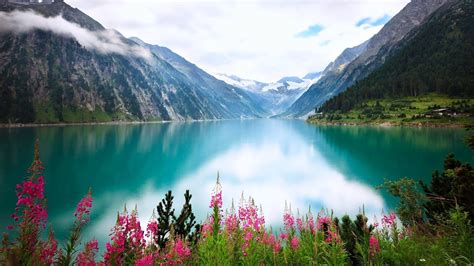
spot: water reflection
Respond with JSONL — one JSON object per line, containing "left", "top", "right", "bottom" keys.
{"left": 0, "top": 120, "right": 471, "bottom": 249}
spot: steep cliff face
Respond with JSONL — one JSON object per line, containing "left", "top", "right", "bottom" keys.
{"left": 321, "top": 40, "right": 369, "bottom": 76}
{"left": 282, "top": 0, "right": 451, "bottom": 118}
{"left": 0, "top": 2, "right": 266, "bottom": 123}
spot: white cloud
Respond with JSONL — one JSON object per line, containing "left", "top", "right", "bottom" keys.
{"left": 0, "top": 10, "right": 152, "bottom": 60}
{"left": 67, "top": 0, "right": 409, "bottom": 82}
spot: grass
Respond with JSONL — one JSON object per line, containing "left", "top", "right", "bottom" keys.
{"left": 62, "top": 107, "right": 113, "bottom": 123}
{"left": 33, "top": 103, "right": 160, "bottom": 124}
{"left": 308, "top": 94, "right": 474, "bottom": 127}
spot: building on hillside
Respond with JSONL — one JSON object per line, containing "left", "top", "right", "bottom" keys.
{"left": 424, "top": 108, "right": 456, "bottom": 118}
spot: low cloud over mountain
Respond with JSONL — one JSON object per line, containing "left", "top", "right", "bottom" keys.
{"left": 0, "top": 10, "right": 151, "bottom": 60}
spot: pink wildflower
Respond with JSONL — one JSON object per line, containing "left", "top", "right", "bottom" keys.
{"left": 76, "top": 239, "right": 99, "bottom": 266}
{"left": 279, "top": 232, "right": 288, "bottom": 240}
{"left": 146, "top": 219, "right": 159, "bottom": 239}
{"left": 290, "top": 237, "right": 299, "bottom": 250}
{"left": 209, "top": 191, "right": 223, "bottom": 209}
{"left": 104, "top": 210, "right": 145, "bottom": 264}
{"left": 307, "top": 215, "right": 315, "bottom": 233}
{"left": 39, "top": 230, "right": 58, "bottom": 265}
{"left": 238, "top": 199, "right": 265, "bottom": 231}
{"left": 13, "top": 172, "right": 48, "bottom": 253}
{"left": 244, "top": 230, "right": 253, "bottom": 242}
{"left": 75, "top": 191, "right": 93, "bottom": 223}
{"left": 201, "top": 216, "right": 214, "bottom": 237}
{"left": 173, "top": 239, "right": 191, "bottom": 259}
{"left": 382, "top": 213, "right": 396, "bottom": 227}
{"left": 317, "top": 216, "right": 331, "bottom": 230}
{"left": 273, "top": 240, "right": 281, "bottom": 253}
{"left": 225, "top": 213, "right": 238, "bottom": 234}
{"left": 210, "top": 174, "right": 223, "bottom": 209}
{"left": 369, "top": 235, "right": 380, "bottom": 257}
{"left": 134, "top": 254, "right": 154, "bottom": 266}
{"left": 283, "top": 213, "right": 295, "bottom": 231}
{"left": 296, "top": 217, "right": 303, "bottom": 232}
{"left": 325, "top": 230, "right": 341, "bottom": 244}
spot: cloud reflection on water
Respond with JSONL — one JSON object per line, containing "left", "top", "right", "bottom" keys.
{"left": 84, "top": 122, "right": 386, "bottom": 247}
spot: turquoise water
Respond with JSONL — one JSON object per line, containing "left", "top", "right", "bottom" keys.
{"left": 0, "top": 119, "right": 472, "bottom": 247}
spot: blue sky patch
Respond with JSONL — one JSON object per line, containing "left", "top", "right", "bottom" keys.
{"left": 319, "top": 40, "right": 331, "bottom": 46}
{"left": 295, "top": 24, "right": 324, "bottom": 38}
{"left": 356, "top": 14, "right": 391, "bottom": 27}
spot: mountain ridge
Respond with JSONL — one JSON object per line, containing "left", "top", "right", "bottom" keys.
{"left": 281, "top": 0, "right": 451, "bottom": 118}
{"left": 0, "top": 1, "right": 267, "bottom": 123}
{"left": 317, "top": 0, "right": 473, "bottom": 114}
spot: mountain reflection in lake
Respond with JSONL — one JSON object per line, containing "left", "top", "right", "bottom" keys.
{"left": 0, "top": 120, "right": 471, "bottom": 248}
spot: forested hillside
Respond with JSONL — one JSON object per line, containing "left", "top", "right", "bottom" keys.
{"left": 318, "top": 1, "right": 473, "bottom": 114}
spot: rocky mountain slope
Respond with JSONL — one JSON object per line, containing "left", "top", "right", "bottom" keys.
{"left": 282, "top": 0, "right": 451, "bottom": 118}
{"left": 0, "top": 1, "right": 267, "bottom": 123}
{"left": 318, "top": 0, "right": 473, "bottom": 113}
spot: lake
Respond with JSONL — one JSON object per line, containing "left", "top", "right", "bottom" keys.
{"left": 0, "top": 119, "right": 472, "bottom": 247}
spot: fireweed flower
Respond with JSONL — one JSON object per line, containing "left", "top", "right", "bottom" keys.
{"left": 13, "top": 173, "right": 48, "bottom": 254}
{"left": 76, "top": 239, "right": 99, "bottom": 265}
{"left": 308, "top": 216, "right": 315, "bottom": 233}
{"left": 134, "top": 254, "right": 154, "bottom": 266}
{"left": 317, "top": 216, "right": 331, "bottom": 230}
{"left": 369, "top": 235, "right": 380, "bottom": 257}
{"left": 325, "top": 230, "right": 341, "bottom": 244}
{"left": 39, "top": 229, "right": 58, "bottom": 265}
{"left": 75, "top": 190, "right": 93, "bottom": 224}
{"left": 145, "top": 210, "right": 159, "bottom": 247}
{"left": 238, "top": 196, "right": 265, "bottom": 231}
{"left": 173, "top": 239, "right": 191, "bottom": 259}
{"left": 273, "top": 238, "right": 282, "bottom": 253}
{"left": 225, "top": 213, "right": 238, "bottom": 234}
{"left": 14, "top": 176, "right": 48, "bottom": 228}
{"left": 104, "top": 209, "right": 145, "bottom": 264}
{"left": 382, "top": 213, "right": 397, "bottom": 227}
{"left": 283, "top": 213, "right": 295, "bottom": 231}
{"left": 146, "top": 220, "right": 159, "bottom": 238}
{"left": 210, "top": 191, "right": 223, "bottom": 209}
{"left": 296, "top": 217, "right": 303, "bottom": 232}
{"left": 201, "top": 216, "right": 214, "bottom": 237}
{"left": 290, "top": 237, "right": 299, "bottom": 250}
{"left": 210, "top": 174, "right": 223, "bottom": 209}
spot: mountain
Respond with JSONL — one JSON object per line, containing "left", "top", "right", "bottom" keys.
{"left": 282, "top": 0, "right": 451, "bottom": 118}
{"left": 277, "top": 76, "right": 304, "bottom": 84}
{"left": 0, "top": 1, "right": 267, "bottom": 123}
{"left": 129, "top": 37, "right": 268, "bottom": 117}
{"left": 213, "top": 74, "right": 267, "bottom": 94}
{"left": 214, "top": 74, "right": 320, "bottom": 115}
{"left": 318, "top": 0, "right": 473, "bottom": 113}
{"left": 302, "top": 71, "right": 323, "bottom": 80}
{"left": 321, "top": 40, "right": 369, "bottom": 76}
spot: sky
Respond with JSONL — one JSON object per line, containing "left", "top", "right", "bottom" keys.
{"left": 67, "top": 0, "right": 409, "bottom": 83}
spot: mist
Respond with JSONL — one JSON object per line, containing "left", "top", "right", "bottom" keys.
{"left": 0, "top": 10, "right": 152, "bottom": 60}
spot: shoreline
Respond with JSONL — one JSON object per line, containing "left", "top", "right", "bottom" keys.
{"left": 0, "top": 120, "right": 172, "bottom": 128}
{"left": 0, "top": 118, "right": 468, "bottom": 129}
{"left": 306, "top": 119, "right": 468, "bottom": 128}
{"left": 0, "top": 117, "right": 262, "bottom": 128}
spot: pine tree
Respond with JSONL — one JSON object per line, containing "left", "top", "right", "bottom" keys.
{"left": 156, "top": 191, "right": 174, "bottom": 249}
